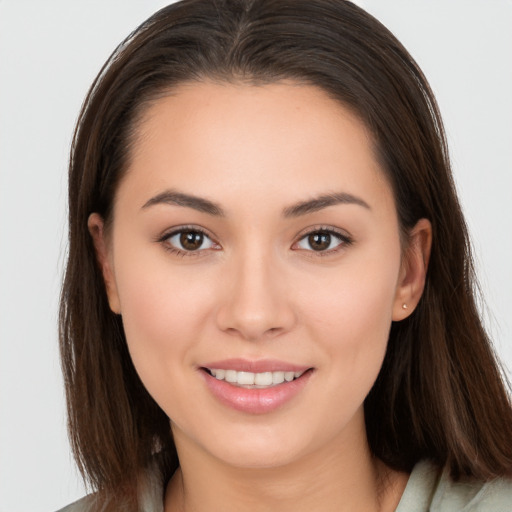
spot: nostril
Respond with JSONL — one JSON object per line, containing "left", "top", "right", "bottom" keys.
{"left": 215, "top": 287, "right": 297, "bottom": 341}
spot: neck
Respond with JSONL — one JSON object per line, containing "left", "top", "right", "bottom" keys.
{"left": 164, "top": 419, "right": 408, "bottom": 512}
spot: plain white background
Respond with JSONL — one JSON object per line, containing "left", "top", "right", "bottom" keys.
{"left": 0, "top": 1, "right": 511, "bottom": 511}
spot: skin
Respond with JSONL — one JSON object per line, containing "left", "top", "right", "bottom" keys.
{"left": 89, "top": 82, "right": 431, "bottom": 512}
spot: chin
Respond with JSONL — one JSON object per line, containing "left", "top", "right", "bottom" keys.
{"left": 189, "top": 418, "right": 331, "bottom": 471}
{"left": 213, "top": 441, "right": 307, "bottom": 470}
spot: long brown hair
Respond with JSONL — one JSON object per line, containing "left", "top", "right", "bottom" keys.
{"left": 60, "top": 0, "right": 512, "bottom": 505}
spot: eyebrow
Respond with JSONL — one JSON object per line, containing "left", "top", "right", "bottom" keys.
{"left": 282, "top": 192, "right": 371, "bottom": 217}
{"left": 142, "top": 190, "right": 225, "bottom": 216}
{"left": 141, "top": 189, "right": 370, "bottom": 217}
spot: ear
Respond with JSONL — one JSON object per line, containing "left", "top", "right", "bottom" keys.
{"left": 392, "top": 218, "right": 432, "bottom": 321}
{"left": 88, "top": 213, "right": 121, "bottom": 314}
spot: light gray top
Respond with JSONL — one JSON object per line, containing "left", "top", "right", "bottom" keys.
{"left": 57, "top": 459, "right": 512, "bottom": 511}
{"left": 395, "top": 460, "right": 512, "bottom": 511}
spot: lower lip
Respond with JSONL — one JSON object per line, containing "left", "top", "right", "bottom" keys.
{"left": 201, "top": 369, "right": 313, "bottom": 414}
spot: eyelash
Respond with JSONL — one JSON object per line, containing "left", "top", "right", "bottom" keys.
{"left": 294, "top": 226, "right": 353, "bottom": 257}
{"left": 157, "top": 225, "right": 353, "bottom": 258}
{"left": 157, "top": 225, "right": 218, "bottom": 258}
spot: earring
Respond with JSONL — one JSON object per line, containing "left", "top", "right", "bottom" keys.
{"left": 402, "top": 303, "right": 408, "bottom": 310}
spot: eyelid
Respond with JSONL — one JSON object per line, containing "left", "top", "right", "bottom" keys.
{"left": 292, "top": 225, "right": 353, "bottom": 254}
{"left": 156, "top": 225, "right": 221, "bottom": 256}
{"left": 155, "top": 224, "right": 352, "bottom": 257}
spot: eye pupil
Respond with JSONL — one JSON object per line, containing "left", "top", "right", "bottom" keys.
{"left": 309, "top": 232, "right": 331, "bottom": 251}
{"left": 180, "top": 231, "right": 203, "bottom": 250}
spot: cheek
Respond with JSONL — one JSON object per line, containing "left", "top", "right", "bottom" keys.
{"left": 304, "top": 254, "right": 399, "bottom": 335}
{"left": 298, "top": 271, "right": 397, "bottom": 438}
{"left": 300, "top": 248, "right": 400, "bottom": 386}
{"left": 113, "top": 252, "right": 215, "bottom": 398}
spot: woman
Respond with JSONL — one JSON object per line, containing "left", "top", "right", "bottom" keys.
{"left": 58, "top": 0, "right": 512, "bottom": 510}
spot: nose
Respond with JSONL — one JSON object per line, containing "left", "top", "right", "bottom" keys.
{"left": 215, "top": 250, "right": 297, "bottom": 341}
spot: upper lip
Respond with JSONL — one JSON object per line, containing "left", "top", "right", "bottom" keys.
{"left": 200, "top": 358, "right": 311, "bottom": 373}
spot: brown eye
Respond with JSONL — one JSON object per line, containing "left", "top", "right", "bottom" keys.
{"left": 180, "top": 231, "right": 204, "bottom": 250}
{"left": 296, "top": 229, "right": 350, "bottom": 253}
{"left": 166, "top": 229, "right": 215, "bottom": 252}
{"left": 308, "top": 233, "right": 331, "bottom": 251}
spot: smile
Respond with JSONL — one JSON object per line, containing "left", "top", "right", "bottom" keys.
{"left": 206, "top": 369, "right": 306, "bottom": 388}
{"left": 200, "top": 361, "right": 314, "bottom": 414}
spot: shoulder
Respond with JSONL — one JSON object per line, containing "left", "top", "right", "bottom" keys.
{"left": 432, "top": 468, "right": 512, "bottom": 511}
{"left": 55, "top": 494, "right": 98, "bottom": 512}
{"left": 397, "top": 459, "right": 512, "bottom": 511}
{"left": 55, "top": 460, "right": 166, "bottom": 512}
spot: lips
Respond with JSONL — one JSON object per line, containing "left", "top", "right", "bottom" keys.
{"left": 200, "top": 359, "right": 313, "bottom": 414}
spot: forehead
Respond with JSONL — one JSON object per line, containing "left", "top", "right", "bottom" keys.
{"left": 121, "top": 81, "right": 392, "bottom": 214}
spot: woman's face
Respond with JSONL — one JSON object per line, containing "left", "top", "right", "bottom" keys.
{"left": 91, "top": 82, "right": 428, "bottom": 469}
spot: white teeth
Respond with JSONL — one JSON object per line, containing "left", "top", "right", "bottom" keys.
{"left": 237, "top": 371, "right": 255, "bottom": 385}
{"left": 225, "top": 370, "right": 237, "bottom": 383}
{"left": 254, "top": 372, "right": 273, "bottom": 386}
{"left": 272, "top": 371, "right": 285, "bottom": 384}
{"left": 208, "top": 368, "right": 306, "bottom": 388}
